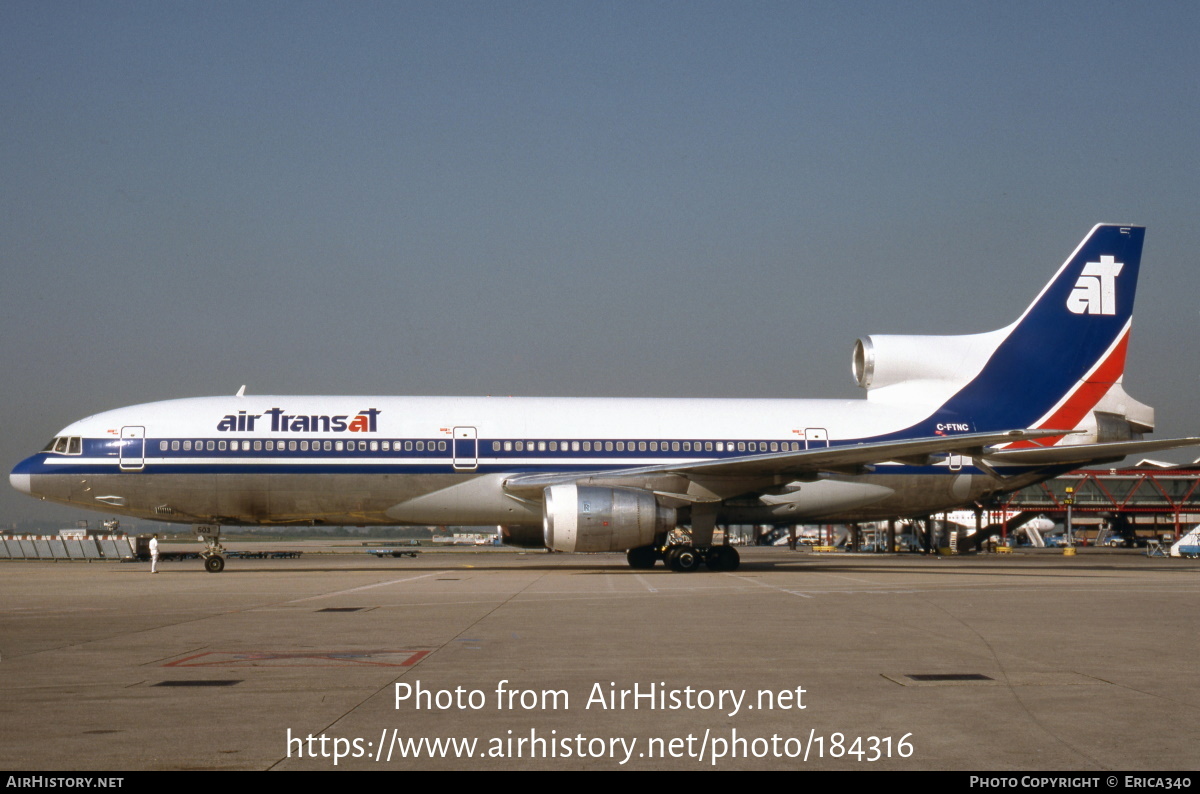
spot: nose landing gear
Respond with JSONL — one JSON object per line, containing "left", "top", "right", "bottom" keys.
{"left": 195, "top": 524, "right": 227, "bottom": 573}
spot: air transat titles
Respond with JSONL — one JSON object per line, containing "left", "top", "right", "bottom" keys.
{"left": 215, "top": 408, "right": 382, "bottom": 433}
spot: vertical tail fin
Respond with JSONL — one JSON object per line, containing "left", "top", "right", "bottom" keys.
{"left": 940, "top": 224, "right": 1147, "bottom": 440}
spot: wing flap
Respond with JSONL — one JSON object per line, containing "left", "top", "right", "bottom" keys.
{"left": 502, "top": 429, "right": 1068, "bottom": 499}
{"left": 657, "top": 428, "right": 1067, "bottom": 478}
{"left": 983, "top": 437, "right": 1200, "bottom": 466}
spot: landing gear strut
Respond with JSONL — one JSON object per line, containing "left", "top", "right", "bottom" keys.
{"left": 195, "top": 524, "right": 227, "bottom": 573}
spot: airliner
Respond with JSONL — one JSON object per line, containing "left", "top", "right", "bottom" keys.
{"left": 11, "top": 225, "right": 1198, "bottom": 572}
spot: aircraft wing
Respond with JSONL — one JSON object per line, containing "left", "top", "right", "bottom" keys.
{"left": 502, "top": 428, "right": 1067, "bottom": 498}
{"left": 982, "top": 437, "right": 1200, "bottom": 467}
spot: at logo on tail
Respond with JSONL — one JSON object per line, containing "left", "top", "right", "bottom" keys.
{"left": 1066, "top": 255, "right": 1123, "bottom": 316}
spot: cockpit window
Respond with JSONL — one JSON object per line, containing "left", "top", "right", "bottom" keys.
{"left": 45, "top": 436, "right": 83, "bottom": 455}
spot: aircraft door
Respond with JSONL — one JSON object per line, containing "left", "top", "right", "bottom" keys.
{"left": 804, "top": 428, "right": 829, "bottom": 449}
{"left": 452, "top": 426, "right": 478, "bottom": 471}
{"left": 119, "top": 426, "right": 145, "bottom": 470}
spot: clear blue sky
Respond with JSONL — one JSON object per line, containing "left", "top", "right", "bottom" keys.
{"left": 3, "top": 1, "right": 1198, "bottom": 523}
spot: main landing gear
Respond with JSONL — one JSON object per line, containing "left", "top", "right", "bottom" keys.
{"left": 195, "top": 524, "right": 227, "bottom": 573}
{"left": 625, "top": 543, "right": 740, "bottom": 572}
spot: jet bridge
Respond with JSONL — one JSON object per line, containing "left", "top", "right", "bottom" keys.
{"left": 995, "top": 466, "right": 1200, "bottom": 542}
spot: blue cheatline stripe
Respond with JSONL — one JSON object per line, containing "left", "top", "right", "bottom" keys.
{"left": 19, "top": 452, "right": 1007, "bottom": 478}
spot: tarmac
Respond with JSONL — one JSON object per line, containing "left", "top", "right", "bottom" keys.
{"left": 1, "top": 544, "right": 1197, "bottom": 771}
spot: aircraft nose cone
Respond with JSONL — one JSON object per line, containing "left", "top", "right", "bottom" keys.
{"left": 10, "top": 456, "right": 35, "bottom": 495}
{"left": 10, "top": 471, "right": 31, "bottom": 495}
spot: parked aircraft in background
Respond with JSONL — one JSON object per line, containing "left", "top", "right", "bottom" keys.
{"left": 12, "top": 225, "right": 1198, "bottom": 572}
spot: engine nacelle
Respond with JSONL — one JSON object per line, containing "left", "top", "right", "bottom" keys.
{"left": 852, "top": 329, "right": 1006, "bottom": 402}
{"left": 543, "top": 484, "right": 676, "bottom": 553}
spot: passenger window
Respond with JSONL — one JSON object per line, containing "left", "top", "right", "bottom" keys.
{"left": 616, "top": 442, "right": 624, "bottom": 452}
{"left": 335, "top": 441, "right": 344, "bottom": 451}
{"left": 171, "top": 440, "right": 180, "bottom": 451}
{"left": 572, "top": 441, "right": 580, "bottom": 452}
{"left": 438, "top": 441, "right": 446, "bottom": 451}
{"left": 417, "top": 441, "right": 425, "bottom": 451}
{"left": 582, "top": 441, "right": 591, "bottom": 452}
{"left": 159, "top": 441, "right": 168, "bottom": 451}
{"left": 323, "top": 441, "right": 332, "bottom": 451}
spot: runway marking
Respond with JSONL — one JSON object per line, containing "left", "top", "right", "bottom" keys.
{"left": 815, "top": 572, "right": 875, "bottom": 584}
{"left": 282, "top": 571, "right": 448, "bottom": 604}
{"left": 725, "top": 573, "right": 814, "bottom": 598}
{"left": 633, "top": 574, "right": 658, "bottom": 593}
{"left": 883, "top": 672, "right": 1099, "bottom": 687}
{"left": 165, "top": 650, "right": 431, "bottom": 667}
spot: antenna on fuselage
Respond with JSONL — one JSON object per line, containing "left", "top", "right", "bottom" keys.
{"left": 236, "top": 385, "right": 246, "bottom": 398}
